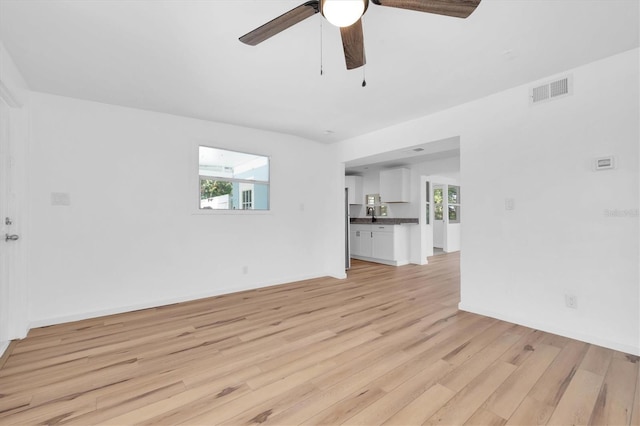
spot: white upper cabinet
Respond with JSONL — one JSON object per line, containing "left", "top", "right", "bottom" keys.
{"left": 379, "top": 168, "right": 410, "bottom": 203}
{"left": 345, "top": 175, "right": 363, "bottom": 204}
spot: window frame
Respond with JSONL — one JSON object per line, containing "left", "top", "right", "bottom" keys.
{"left": 425, "top": 181, "right": 430, "bottom": 225}
{"left": 196, "top": 145, "right": 271, "bottom": 214}
{"left": 448, "top": 185, "right": 461, "bottom": 224}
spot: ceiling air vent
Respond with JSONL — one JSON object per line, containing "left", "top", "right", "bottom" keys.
{"left": 530, "top": 75, "right": 572, "bottom": 105}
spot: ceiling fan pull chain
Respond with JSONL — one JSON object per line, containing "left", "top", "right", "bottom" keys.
{"left": 362, "top": 65, "right": 367, "bottom": 87}
{"left": 320, "top": 18, "right": 324, "bottom": 76}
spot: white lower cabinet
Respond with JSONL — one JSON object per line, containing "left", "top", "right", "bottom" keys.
{"left": 350, "top": 230, "right": 360, "bottom": 256}
{"left": 359, "top": 229, "right": 373, "bottom": 257}
{"left": 372, "top": 229, "right": 394, "bottom": 260}
{"left": 350, "top": 224, "right": 410, "bottom": 266}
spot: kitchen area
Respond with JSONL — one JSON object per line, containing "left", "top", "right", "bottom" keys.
{"left": 344, "top": 138, "right": 461, "bottom": 269}
{"left": 346, "top": 169, "right": 418, "bottom": 266}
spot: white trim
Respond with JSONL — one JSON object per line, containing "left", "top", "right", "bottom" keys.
{"left": 192, "top": 209, "right": 272, "bottom": 216}
{"left": 418, "top": 176, "right": 433, "bottom": 261}
{"left": 331, "top": 272, "right": 347, "bottom": 279}
{"left": 0, "top": 80, "right": 22, "bottom": 108}
{"left": 458, "top": 302, "right": 640, "bottom": 356}
{"left": 29, "top": 272, "right": 329, "bottom": 329}
{"left": 349, "top": 255, "right": 409, "bottom": 267}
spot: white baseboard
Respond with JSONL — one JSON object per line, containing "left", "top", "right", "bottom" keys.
{"left": 458, "top": 302, "right": 640, "bottom": 356}
{"left": 29, "top": 272, "right": 328, "bottom": 330}
{"left": 350, "top": 255, "right": 409, "bottom": 267}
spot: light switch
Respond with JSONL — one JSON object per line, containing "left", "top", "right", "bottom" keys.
{"left": 505, "top": 198, "right": 515, "bottom": 211}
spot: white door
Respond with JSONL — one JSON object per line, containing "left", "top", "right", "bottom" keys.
{"left": 0, "top": 95, "right": 26, "bottom": 348}
{"left": 446, "top": 185, "right": 461, "bottom": 252}
{"left": 433, "top": 185, "right": 445, "bottom": 249}
{"left": 1, "top": 98, "right": 15, "bottom": 344}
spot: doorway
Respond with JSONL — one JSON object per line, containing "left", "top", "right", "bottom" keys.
{"left": 422, "top": 176, "right": 461, "bottom": 259}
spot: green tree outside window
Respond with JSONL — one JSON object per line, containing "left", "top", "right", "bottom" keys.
{"left": 200, "top": 179, "right": 233, "bottom": 199}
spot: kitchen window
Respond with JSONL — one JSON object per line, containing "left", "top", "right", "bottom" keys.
{"left": 365, "top": 194, "right": 387, "bottom": 217}
{"left": 199, "top": 146, "right": 269, "bottom": 210}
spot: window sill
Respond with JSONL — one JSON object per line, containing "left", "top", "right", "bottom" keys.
{"left": 192, "top": 209, "right": 272, "bottom": 216}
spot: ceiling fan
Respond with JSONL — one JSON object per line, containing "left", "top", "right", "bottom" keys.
{"left": 239, "top": 0, "right": 482, "bottom": 70}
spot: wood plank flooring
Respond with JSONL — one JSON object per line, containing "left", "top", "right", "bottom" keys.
{"left": 0, "top": 253, "right": 638, "bottom": 425}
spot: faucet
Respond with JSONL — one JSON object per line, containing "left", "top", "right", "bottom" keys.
{"left": 367, "top": 207, "right": 377, "bottom": 222}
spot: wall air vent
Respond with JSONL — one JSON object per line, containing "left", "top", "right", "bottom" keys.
{"left": 549, "top": 77, "right": 569, "bottom": 98}
{"left": 532, "top": 85, "right": 549, "bottom": 103}
{"left": 530, "top": 75, "right": 572, "bottom": 105}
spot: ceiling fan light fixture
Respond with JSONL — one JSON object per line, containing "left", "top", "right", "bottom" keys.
{"left": 321, "top": 0, "right": 368, "bottom": 27}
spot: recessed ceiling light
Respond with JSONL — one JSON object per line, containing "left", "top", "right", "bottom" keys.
{"left": 412, "top": 148, "right": 425, "bottom": 152}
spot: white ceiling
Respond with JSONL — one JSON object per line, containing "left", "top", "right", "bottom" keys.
{"left": 345, "top": 136, "right": 460, "bottom": 173}
{"left": 0, "top": 0, "right": 638, "bottom": 144}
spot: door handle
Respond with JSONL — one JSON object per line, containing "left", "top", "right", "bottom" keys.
{"left": 5, "top": 234, "right": 19, "bottom": 242}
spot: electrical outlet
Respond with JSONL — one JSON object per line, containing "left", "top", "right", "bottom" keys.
{"left": 565, "top": 294, "right": 577, "bottom": 309}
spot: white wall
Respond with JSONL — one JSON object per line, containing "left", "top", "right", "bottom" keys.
{"left": 27, "top": 92, "right": 344, "bottom": 327}
{"left": 446, "top": 224, "right": 461, "bottom": 252}
{"left": 338, "top": 49, "right": 640, "bottom": 355}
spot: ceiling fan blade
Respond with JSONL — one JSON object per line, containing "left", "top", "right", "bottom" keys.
{"left": 340, "top": 19, "right": 366, "bottom": 70}
{"left": 371, "top": 0, "right": 481, "bottom": 18}
{"left": 239, "top": 1, "right": 320, "bottom": 46}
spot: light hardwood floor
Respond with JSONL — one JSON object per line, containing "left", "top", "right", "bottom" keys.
{"left": 0, "top": 253, "right": 638, "bottom": 425}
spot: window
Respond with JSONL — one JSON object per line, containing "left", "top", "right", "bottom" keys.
{"left": 448, "top": 185, "right": 460, "bottom": 223}
{"left": 199, "top": 146, "right": 269, "bottom": 210}
{"left": 434, "top": 187, "right": 444, "bottom": 220}
{"left": 425, "top": 181, "right": 430, "bottom": 224}
{"left": 241, "top": 189, "right": 253, "bottom": 210}
{"left": 365, "top": 194, "right": 387, "bottom": 217}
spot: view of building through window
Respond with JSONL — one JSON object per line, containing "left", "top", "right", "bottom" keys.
{"left": 199, "top": 146, "right": 269, "bottom": 210}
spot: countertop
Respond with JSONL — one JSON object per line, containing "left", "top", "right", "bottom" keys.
{"left": 350, "top": 218, "right": 419, "bottom": 225}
